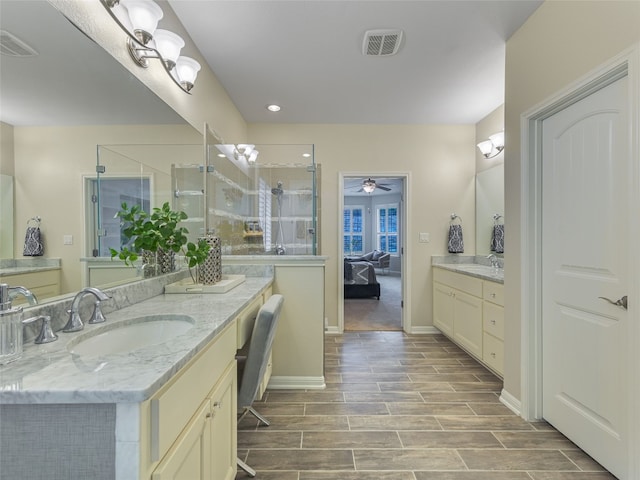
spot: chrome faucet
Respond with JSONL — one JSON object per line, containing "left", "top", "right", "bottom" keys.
{"left": 486, "top": 254, "right": 500, "bottom": 271}
{"left": 3, "top": 285, "right": 38, "bottom": 307}
{"left": 62, "top": 287, "right": 111, "bottom": 333}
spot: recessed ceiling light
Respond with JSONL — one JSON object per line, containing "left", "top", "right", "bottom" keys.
{"left": 217, "top": 153, "right": 226, "bottom": 158}
{"left": 266, "top": 104, "right": 281, "bottom": 112}
{"left": 302, "top": 153, "right": 311, "bottom": 158}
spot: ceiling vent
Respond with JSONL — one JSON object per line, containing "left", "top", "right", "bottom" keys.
{"left": 362, "top": 29, "right": 403, "bottom": 56}
{"left": 0, "top": 30, "right": 39, "bottom": 57}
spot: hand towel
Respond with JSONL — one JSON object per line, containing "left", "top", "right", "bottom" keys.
{"left": 448, "top": 224, "right": 464, "bottom": 253}
{"left": 23, "top": 226, "right": 44, "bottom": 256}
{"left": 490, "top": 224, "right": 504, "bottom": 254}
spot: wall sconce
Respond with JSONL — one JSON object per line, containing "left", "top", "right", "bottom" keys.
{"left": 477, "top": 131, "right": 505, "bottom": 159}
{"left": 100, "top": 0, "right": 200, "bottom": 93}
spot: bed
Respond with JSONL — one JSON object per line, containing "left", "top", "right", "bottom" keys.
{"left": 344, "top": 260, "right": 380, "bottom": 299}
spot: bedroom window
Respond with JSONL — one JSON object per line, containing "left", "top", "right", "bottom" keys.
{"left": 343, "top": 206, "right": 364, "bottom": 255}
{"left": 376, "top": 204, "right": 398, "bottom": 254}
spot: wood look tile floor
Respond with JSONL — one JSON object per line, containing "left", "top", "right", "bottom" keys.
{"left": 236, "top": 332, "right": 616, "bottom": 479}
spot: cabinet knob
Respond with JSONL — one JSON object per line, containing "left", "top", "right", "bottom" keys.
{"left": 490, "top": 319, "right": 496, "bottom": 325}
{"left": 490, "top": 352, "right": 496, "bottom": 358}
{"left": 490, "top": 293, "right": 496, "bottom": 298}
{"left": 206, "top": 413, "right": 212, "bottom": 418}
{"left": 214, "top": 401, "right": 222, "bottom": 409}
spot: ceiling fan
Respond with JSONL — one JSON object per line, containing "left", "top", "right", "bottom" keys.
{"left": 360, "top": 178, "right": 392, "bottom": 193}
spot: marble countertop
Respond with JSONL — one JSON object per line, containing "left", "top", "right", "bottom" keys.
{"left": 0, "top": 276, "right": 272, "bottom": 405}
{"left": 432, "top": 263, "right": 504, "bottom": 283}
{"left": 0, "top": 265, "right": 61, "bottom": 276}
{"left": 0, "top": 258, "right": 62, "bottom": 276}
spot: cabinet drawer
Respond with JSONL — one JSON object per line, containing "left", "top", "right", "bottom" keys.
{"left": 151, "top": 320, "right": 237, "bottom": 462}
{"left": 483, "top": 281, "right": 504, "bottom": 306}
{"left": 483, "top": 302, "right": 504, "bottom": 341}
{"left": 483, "top": 332, "right": 504, "bottom": 376}
{"left": 433, "top": 268, "right": 482, "bottom": 297}
{"left": 237, "top": 296, "right": 263, "bottom": 349}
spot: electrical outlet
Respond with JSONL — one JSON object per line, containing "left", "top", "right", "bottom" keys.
{"left": 419, "top": 232, "right": 430, "bottom": 243}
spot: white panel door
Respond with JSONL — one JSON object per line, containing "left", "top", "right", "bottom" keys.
{"left": 542, "top": 77, "right": 629, "bottom": 478}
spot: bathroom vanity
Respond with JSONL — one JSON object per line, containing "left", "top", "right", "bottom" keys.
{"left": 0, "top": 259, "right": 61, "bottom": 304}
{"left": 0, "top": 275, "right": 272, "bottom": 480}
{"left": 432, "top": 260, "right": 504, "bottom": 376}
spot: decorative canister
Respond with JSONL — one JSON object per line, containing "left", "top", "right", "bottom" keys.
{"left": 198, "top": 234, "right": 222, "bottom": 285}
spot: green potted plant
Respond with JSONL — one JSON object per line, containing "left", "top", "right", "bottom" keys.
{"left": 110, "top": 202, "right": 210, "bottom": 283}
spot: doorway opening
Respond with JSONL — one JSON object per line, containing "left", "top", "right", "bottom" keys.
{"left": 339, "top": 174, "right": 408, "bottom": 332}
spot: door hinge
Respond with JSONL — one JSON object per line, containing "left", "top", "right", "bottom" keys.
{"left": 91, "top": 194, "right": 98, "bottom": 204}
{"left": 401, "top": 300, "right": 404, "bottom": 308}
{"left": 96, "top": 165, "right": 106, "bottom": 174}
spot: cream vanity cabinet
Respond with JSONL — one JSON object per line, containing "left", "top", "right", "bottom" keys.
{"left": 482, "top": 281, "right": 504, "bottom": 375}
{"left": 0, "top": 269, "right": 60, "bottom": 303}
{"left": 140, "top": 320, "right": 238, "bottom": 480}
{"left": 433, "top": 267, "right": 504, "bottom": 376}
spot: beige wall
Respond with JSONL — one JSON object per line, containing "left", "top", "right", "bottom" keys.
{"left": 0, "top": 122, "right": 15, "bottom": 176}
{"left": 248, "top": 123, "right": 476, "bottom": 331}
{"left": 504, "top": 0, "right": 640, "bottom": 402}
{"left": 12, "top": 124, "right": 201, "bottom": 294}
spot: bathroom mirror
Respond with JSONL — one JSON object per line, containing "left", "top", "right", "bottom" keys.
{"left": 475, "top": 164, "right": 504, "bottom": 255}
{"left": 0, "top": 0, "right": 199, "bottom": 302}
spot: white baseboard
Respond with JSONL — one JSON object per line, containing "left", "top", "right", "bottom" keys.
{"left": 325, "top": 326, "right": 341, "bottom": 335}
{"left": 499, "top": 388, "right": 522, "bottom": 416}
{"left": 408, "top": 326, "right": 441, "bottom": 334}
{"left": 267, "top": 376, "right": 326, "bottom": 390}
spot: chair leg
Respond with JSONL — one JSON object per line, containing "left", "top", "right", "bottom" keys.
{"left": 238, "top": 406, "right": 271, "bottom": 427}
{"left": 237, "top": 457, "right": 256, "bottom": 477}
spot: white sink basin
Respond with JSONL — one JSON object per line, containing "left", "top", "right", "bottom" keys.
{"left": 67, "top": 314, "right": 195, "bottom": 358}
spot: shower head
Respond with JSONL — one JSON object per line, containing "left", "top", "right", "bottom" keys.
{"left": 271, "top": 181, "right": 284, "bottom": 196}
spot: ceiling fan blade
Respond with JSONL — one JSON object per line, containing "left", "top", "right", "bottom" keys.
{"left": 378, "top": 185, "right": 392, "bottom": 191}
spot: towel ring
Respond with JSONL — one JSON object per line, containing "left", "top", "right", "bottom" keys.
{"left": 27, "top": 216, "right": 41, "bottom": 227}
{"left": 450, "top": 213, "right": 462, "bottom": 225}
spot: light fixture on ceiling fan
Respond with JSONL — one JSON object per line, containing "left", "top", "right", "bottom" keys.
{"left": 361, "top": 178, "right": 392, "bottom": 193}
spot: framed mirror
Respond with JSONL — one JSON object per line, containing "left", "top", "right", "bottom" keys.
{"left": 0, "top": 0, "right": 199, "bottom": 304}
{"left": 475, "top": 164, "right": 504, "bottom": 255}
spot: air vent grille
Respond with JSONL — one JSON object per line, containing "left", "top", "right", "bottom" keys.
{"left": 363, "top": 29, "right": 403, "bottom": 56}
{"left": 0, "top": 30, "right": 38, "bottom": 57}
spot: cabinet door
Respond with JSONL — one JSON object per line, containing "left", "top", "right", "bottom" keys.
{"left": 152, "top": 401, "right": 212, "bottom": 480}
{"left": 452, "top": 290, "right": 483, "bottom": 358}
{"left": 432, "top": 282, "right": 454, "bottom": 337}
{"left": 210, "top": 363, "right": 237, "bottom": 480}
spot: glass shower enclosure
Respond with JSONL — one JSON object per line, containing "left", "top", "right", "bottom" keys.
{"left": 92, "top": 138, "right": 318, "bottom": 265}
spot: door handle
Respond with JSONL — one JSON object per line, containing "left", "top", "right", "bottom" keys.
{"left": 598, "top": 295, "right": 628, "bottom": 310}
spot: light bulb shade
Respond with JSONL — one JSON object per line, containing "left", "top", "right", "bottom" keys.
{"left": 175, "top": 56, "right": 201, "bottom": 91}
{"left": 121, "top": 0, "right": 163, "bottom": 44}
{"left": 247, "top": 150, "right": 259, "bottom": 163}
{"left": 363, "top": 180, "right": 376, "bottom": 193}
{"left": 153, "top": 29, "right": 184, "bottom": 68}
{"left": 489, "top": 131, "right": 505, "bottom": 150}
{"left": 476, "top": 140, "right": 494, "bottom": 156}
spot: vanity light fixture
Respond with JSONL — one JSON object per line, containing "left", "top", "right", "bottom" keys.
{"left": 477, "top": 131, "right": 505, "bottom": 159}
{"left": 100, "top": 0, "right": 200, "bottom": 93}
{"left": 234, "top": 144, "right": 259, "bottom": 163}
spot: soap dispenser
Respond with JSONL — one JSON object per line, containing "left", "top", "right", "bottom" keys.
{"left": 0, "top": 283, "right": 27, "bottom": 364}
